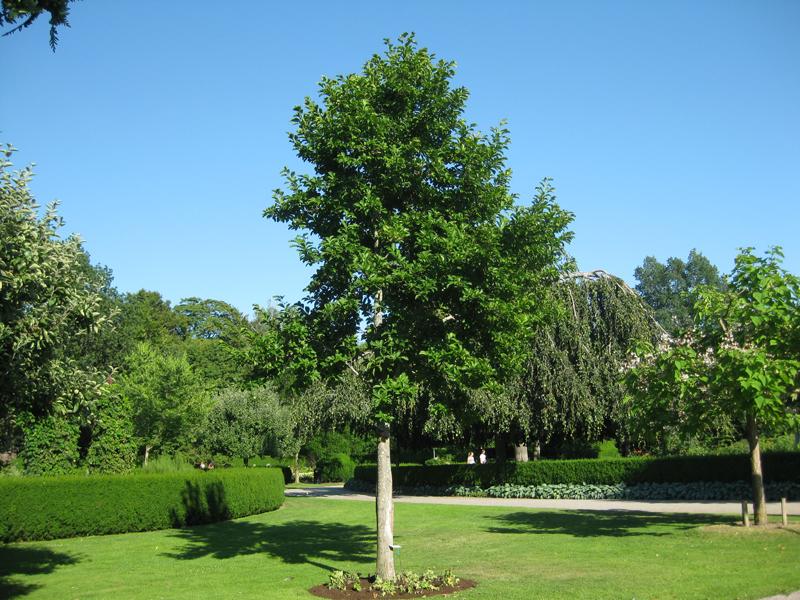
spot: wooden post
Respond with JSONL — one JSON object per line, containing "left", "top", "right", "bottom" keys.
{"left": 781, "top": 498, "right": 788, "bottom": 527}
{"left": 741, "top": 501, "right": 750, "bottom": 527}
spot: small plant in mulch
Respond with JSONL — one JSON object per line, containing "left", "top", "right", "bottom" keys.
{"left": 309, "top": 569, "right": 476, "bottom": 598}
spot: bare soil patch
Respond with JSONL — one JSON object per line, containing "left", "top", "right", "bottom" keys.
{"left": 309, "top": 578, "right": 476, "bottom": 599}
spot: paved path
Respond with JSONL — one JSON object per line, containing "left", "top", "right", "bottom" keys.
{"left": 285, "top": 485, "right": 800, "bottom": 516}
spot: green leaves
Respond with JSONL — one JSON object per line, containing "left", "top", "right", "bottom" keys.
{"left": 1, "top": 145, "right": 114, "bottom": 427}
{"left": 626, "top": 247, "right": 800, "bottom": 448}
{"left": 265, "top": 37, "right": 573, "bottom": 431}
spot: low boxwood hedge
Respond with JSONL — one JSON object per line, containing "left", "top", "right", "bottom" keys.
{"left": 0, "top": 467, "right": 284, "bottom": 542}
{"left": 352, "top": 452, "right": 800, "bottom": 488}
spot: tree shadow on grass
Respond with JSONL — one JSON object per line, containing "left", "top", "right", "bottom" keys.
{"left": 169, "top": 480, "right": 231, "bottom": 527}
{"left": 0, "top": 545, "right": 80, "bottom": 599}
{"left": 485, "top": 510, "right": 733, "bottom": 538}
{"left": 165, "top": 519, "right": 374, "bottom": 572}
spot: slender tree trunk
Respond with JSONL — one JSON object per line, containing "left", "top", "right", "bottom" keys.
{"left": 371, "top": 269, "right": 395, "bottom": 580}
{"left": 294, "top": 451, "right": 300, "bottom": 484}
{"left": 532, "top": 440, "right": 541, "bottom": 461}
{"left": 376, "top": 425, "right": 395, "bottom": 580}
{"left": 746, "top": 412, "right": 768, "bottom": 525}
{"left": 514, "top": 443, "right": 529, "bottom": 462}
{"left": 144, "top": 445, "right": 151, "bottom": 466}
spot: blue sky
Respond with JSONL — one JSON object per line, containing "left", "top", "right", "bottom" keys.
{"left": 2, "top": 1, "right": 798, "bottom": 315}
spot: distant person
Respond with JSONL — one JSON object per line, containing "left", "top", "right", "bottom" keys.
{"left": 479, "top": 449, "right": 487, "bottom": 464}
{"left": 199, "top": 461, "right": 206, "bottom": 470}
{"left": 207, "top": 461, "right": 215, "bottom": 470}
{"left": 467, "top": 451, "right": 475, "bottom": 465}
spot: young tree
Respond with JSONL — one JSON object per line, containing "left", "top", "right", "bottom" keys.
{"left": 202, "top": 386, "right": 292, "bottom": 466}
{"left": 116, "top": 342, "right": 209, "bottom": 464}
{"left": 626, "top": 248, "right": 800, "bottom": 525}
{"left": 634, "top": 249, "right": 725, "bottom": 335}
{"left": 266, "top": 35, "right": 572, "bottom": 578}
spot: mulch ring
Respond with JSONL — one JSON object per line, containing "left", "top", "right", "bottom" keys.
{"left": 309, "top": 578, "right": 477, "bottom": 599}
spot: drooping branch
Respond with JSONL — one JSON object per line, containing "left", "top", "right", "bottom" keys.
{"left": 559, "top": 269, "right": 670, "bottom": 339}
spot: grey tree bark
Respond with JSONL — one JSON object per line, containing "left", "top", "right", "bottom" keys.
{"left": 746, "top": 412, "right": 768, "bottom": 525}
{"left": 375, "top": 424, "right": 395, "bottom": 580}
{"left": 372, "top": 275, "right": 395, "bottom": 579}
{"left": 514, "top": 443, "right": 529, "bottom": 462}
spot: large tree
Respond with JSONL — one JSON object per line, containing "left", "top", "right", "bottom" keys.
{"left": 0, "top": 145, "right": 114, "bottom": 451}
{"left": 634, "top": 249, "right": 725, "bottom": 335}
{"left": 626, "top": 248, "right": 800, "bottom": 525}
{"left": 266, "top": 35, "right": 572, "bottom": 579}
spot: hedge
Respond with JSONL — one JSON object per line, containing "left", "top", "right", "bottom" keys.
{"left": 352, "top": 452, "right": 800, "bottom": 488}
{"left": 0, "top": 467, "right": 284, "bottom": 542}
{"left": 315, "top": 453, "right": 355, "bottom": 483}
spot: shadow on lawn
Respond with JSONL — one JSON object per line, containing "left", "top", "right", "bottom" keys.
{"left": 165, "top": 519, "right": 374, "bottom": 571}
{"left": 0, "top": 545, "right": 80, "bottom": 599}
{"left": 485, "top": 510, "right": 732, "bottom": 538}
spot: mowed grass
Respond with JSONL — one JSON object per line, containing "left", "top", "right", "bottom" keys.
{"left": 2, "top": 497, "right": 799, "bottom": 600}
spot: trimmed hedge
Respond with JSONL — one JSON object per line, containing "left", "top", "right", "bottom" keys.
{"left": 315, "top": 453, "right": 355, "bottom": 483}
{"left": 0, "top": 467, "right": 284, "bottom": 542}
{"left": 352, "top": 452, "right": 800, "bottom": 488}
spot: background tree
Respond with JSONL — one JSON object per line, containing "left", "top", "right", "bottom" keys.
{"left": 1, "top": 0, "right": 73, "bottom": 49}
{"left": 468, "top": 269, "right": 664, "bottom": 460}
{"left": 0, "top": 145, "right": 114, "bottom": 454}
{"left": 266, "top": 35, "right": 572, "bottom": 579}
{"left": 202, "top": 386, "right": 292, "bottom": 466}
{"left": 634, "top": 249, "right": 725, "bottom": 335}
{"left": 626, "top": 248, "right": 800, "bottom": 525}
{"left": 116, "top": 342, "right": 209, "bottom": 464}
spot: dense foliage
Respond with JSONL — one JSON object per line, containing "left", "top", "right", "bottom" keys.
{"left": 634, "top": 249, "right": 725, "bottom": 335}
{"left": 0, "top": 146, "right": 114, "bottom": 457}
{"left": 626, "top": 248, "right": 800, "bottom": 523}
{"left": 0, "top": 467, "right": 284, "bottom": 542}
{"left": 201, "top": 386, "right": 292, "bottom": 465}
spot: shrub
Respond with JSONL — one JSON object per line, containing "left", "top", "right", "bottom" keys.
{"left": 19, "top": 414, "right": 81, "bottom": 476}
{"left": 315, "top": 453, "right": 355, "bottom": 482}
{"left": 85, "top": 393, "right": 137, "bottom": 474}
{"left": 352, "top": 452, "right": 800, "bottom": 488}
{"left": 0, "top": 467, "right": 284, "bottom": 542}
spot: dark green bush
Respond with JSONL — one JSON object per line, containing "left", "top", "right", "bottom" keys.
{"left": 352, "top": 452, "right": 800, "bottom": 488}
{"left": 315, "top": 453, "right": 355, "bottom": 482}
{"left": 0, "top": 467, "right": 284, "bottom": 542}
{"left": 19, "top": 414, "right": 81, "bottom": 476}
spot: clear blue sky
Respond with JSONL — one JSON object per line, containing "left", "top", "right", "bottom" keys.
{"left": 2, "top": 1, "right": 798, "bottom": 314}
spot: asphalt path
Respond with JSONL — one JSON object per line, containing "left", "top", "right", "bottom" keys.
{"left": 285, "top": 484, "right": 800, "bottom": 516}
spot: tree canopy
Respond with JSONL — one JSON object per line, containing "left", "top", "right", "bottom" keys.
{"left": 1, "top": 0, "right": 73, "bottom": 50}
{"left": 634, "top": 249, "right": 725, "bottom": 335}
{"left": 0, "top": 145, "right": 113, "bottom": 441}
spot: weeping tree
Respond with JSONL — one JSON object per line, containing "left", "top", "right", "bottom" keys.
{"left": 471, "top": 270, "right": 665, "bottom": 459}
{"left": 265, "top": 35, "right": 572, "bottom": 579}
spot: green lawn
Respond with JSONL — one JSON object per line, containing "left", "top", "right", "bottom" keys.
{"left": 2, "top": 498, "right": 799, "bottom": 599}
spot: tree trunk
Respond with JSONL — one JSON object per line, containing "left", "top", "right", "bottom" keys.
{"left": 746, "top": 412, "right": 768, "bottom": 526}
{"left": 375, "top": 425, "right": 395, "bottom": 580}
{"left": 494, "top": 434, "right": 507, "bottom": 463}
{"left": 514, "top": 443, "right": 529, "bottom": 462}
{"left": 144, "top": 445, "right": 151, "bottom": 466}
{"left": 532, "top": 440, "right": 541, "bottom": 461}
{"left": 294, "top": 451, "right": 300, "bottom": 484}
